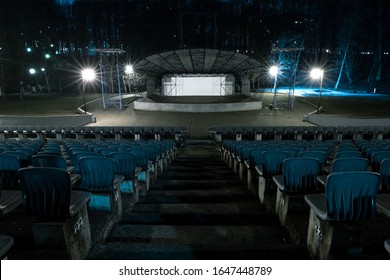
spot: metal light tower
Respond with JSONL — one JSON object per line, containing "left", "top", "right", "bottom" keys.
{"left": 269, "top": 66, "right": 279, "bottom": 109}
{"left": 81, "top": 68, "right": 96, "bottom": 114}
{"left": 310, "top": 68, "right": 324, "bottom": 113}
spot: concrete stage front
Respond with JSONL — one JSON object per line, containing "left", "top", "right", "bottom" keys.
{"left": 133, "top": 95, "right": 262, "bottom": 113}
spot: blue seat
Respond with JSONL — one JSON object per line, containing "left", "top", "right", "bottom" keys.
{"left": 79, "top": 157, "right": 124, "bottom": 222}
{"left": 2, "top": 151, "right": 29, "bottom": 168}
{"left": 273, "top": 157, "right": 321, "bottom": 228}
{"left": 380, "top": 159, "right": 390, "bottom": 193}
{"left": 110, "top": 152, "right": 142, "bottom": 201}
{"left": 305, "top": 172, "right": 380, "bottom": 222}
{"left": 128, "top": 148, "right": 152, "bottom": 191}
{"left": 256, "top": 151, "right": 289, "bottom": 205}
{"left": 371, "top": 151, "right": 390, "bottom": 172}
{"left": 331, "top": 157, "right": 369, "bottom": 173}
{"left": 32, "top": 154, "right": 68, "bottom": 169}
{"left": 0, "top": 154, "right": 20, "bottom": 190}
{"left": 299, "top": 151, "right": 327, "bottom": 170}
{"left": 274, "top": 157, "right": 321, "bottom": 193}
{"left": 335, "top": 151, "right": 363, "bottom": 159}
{"left": 305, "top": 171, "right": 381, "bottom": 259}
{"left": 31, "top": 154, "right": 80, "bottom": 186}
{"left": 17, "top": 167, "right": 92, "bottom": 259}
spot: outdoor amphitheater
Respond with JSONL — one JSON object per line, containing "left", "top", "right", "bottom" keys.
{"left": 1, "top": 85, "right": 390, "bottom": 261}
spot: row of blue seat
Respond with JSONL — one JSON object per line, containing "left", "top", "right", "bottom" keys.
{"left": 0, "top": 137, "right": 178, "bottom": 259}
{"left": 209, "top": 125, "right": 390, "bottom": 142}
{"left": 0, "top": 126, "right": 187, "bottom": 142}
{"left": 222, "top": 138, "right": 390, "bottom": 258}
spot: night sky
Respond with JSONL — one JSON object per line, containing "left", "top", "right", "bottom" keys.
{"left": 0, "top": 0, "right": 389, "bottom": 92}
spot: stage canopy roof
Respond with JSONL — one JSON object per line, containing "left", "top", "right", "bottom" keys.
{"left": 134, "top": 48, "right": 262, "bottom": 78}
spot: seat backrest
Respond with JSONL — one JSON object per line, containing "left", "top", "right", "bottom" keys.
{"left": 325, "top": 171, "right": 380, "bottom": 221}
{"left": 79, "top": 157, "right": 117, "bottom": 191}
{"left": 0, "top": 154, "right": 21, "bottom": 190}
{"left": 371, "top": 151, "right": 390, "bottom": 172}
{"left": 332, "top": 158, "right": 369, "bottom": 172}
{"left": 2, "top": 151, "right": 29, "bottom": 168}
{"left": 380, "top": 158, "right": 390, "bottom": 193}
{"left": 110, "top": 152, "right": 137, "bottom": 179}
{"left": 248, "top": 148, "right": 270, "bottom": 168}
{"left": 282, "top": 157, "right": 321, "bottom": 193}
{"left": 18, "top": 167, "right": 71, "bottom": 217}
{"left": 127, "top": 148, "right": 150, "bottom": 169}
{"left": 299, "top": 151, "right": 327, "bottom": 167}
{"left": 31, "top": 154, "right": 67, "bottom": 169}
{"left": 335, "top": 151, "right": 363, "bottom": 159}
{"left": 262, "top": 151, "right": 289, "bottom": 178}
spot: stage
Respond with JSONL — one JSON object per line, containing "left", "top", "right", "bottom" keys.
{"left": 133, "top": 95, "right": 262, "bottom": 113}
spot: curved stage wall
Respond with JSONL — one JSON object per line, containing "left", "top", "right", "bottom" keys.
{"left": 134, "top": 96, "right": 262, "bottom": 113}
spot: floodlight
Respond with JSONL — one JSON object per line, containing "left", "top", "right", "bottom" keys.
{"left": 81, "top": 68, "right": 96, "bottom": 82}
{"left": 310, "top": 68, "right": 324, "bottom": 113}
{"left": 310, "top": 68, "right": 324, "bottom": 80}
{"left": 269, "top": 66, "right": 279, "bottom": 77}
{"left": 29, "top": 68, "right": 36, "bottom": 75}
{"left": 125, "top": 65, "right": 134, "bottom": 75}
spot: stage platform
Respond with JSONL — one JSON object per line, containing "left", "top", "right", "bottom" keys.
{"left": 133, "top": 95, "right": 262, "bottom": 113}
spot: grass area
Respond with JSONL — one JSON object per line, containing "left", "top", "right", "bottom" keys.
{"left": 0, "top": 93, "right": 100, "bottom": 115}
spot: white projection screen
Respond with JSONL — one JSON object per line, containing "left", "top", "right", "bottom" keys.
{"left": 162, "top": 75, "right": 234, "bottom": 96}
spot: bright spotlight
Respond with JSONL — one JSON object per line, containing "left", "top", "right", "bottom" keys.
{"left": 26, "top": 47, "right": 32, "bottom": 53}
{"left": 45, "top": 53, "right": 51, "bottom": 59}
{"left": 310, "top": 68, "right": 324, "bottom": 80}
{"left": 81, "top": 68, "right": 96, "bottom": 82}
{"left": 29, "top": 68, "right": 36, "bottom": 75}
{"left": 41, "top": 68, "right": 45, "bottom": 72}
{"left": 125, "top": 65, "right": 134, "bottom": 75}
{"left": 269, "top": 66, "right": 279, "bottom": 77}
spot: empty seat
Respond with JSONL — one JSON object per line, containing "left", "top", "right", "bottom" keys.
{"left": 79, "top": 157, "right": 124, "bottom": 222}
{"left": 371, "top": 151, "right": 390, "bottom": 173}
{"left": 110, "top": 152, "right": 142, "bottom": 202}
{"left": 305, "top": 171, "right": 381, "bottom": 259}
{"left": 380, "top": 159, "right": 390, "bottom": 193}
{"left": 18, "top": 167, "right": 92, "bottom": 259}
{"left": 273, "top": 157, "right": 321, "bottom": 228}
{"left": 257, "top": 150, "right": 289, "bottom": 206}
{"left": 31, "top": 154, "right": 80, "bottom": 186}
{"left": 0, "top": 154, "right": 20, "bottom": 190}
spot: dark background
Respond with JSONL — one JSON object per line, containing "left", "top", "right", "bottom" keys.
{"left": 0, "top": 0, "right": 389, "bottom": 94}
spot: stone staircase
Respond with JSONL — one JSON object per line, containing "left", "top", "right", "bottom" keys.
{"left": 87, "top": 140, "right": 308, "bottom": 260}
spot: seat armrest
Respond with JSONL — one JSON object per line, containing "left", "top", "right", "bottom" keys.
{"left": 273, "top": 175, "right": 285, "bottom": 191}
{"left": 135, "top": 167, "right": 142, "bottom": 177}
{"left": 317, "top": 175, "right": 327, "bottom": 188}
{"left": 67, "top": 166, "right": 75, "bottom": 174}
{"left": 0, "top": 235, "right": 14, "bottom": 258}
{"left": 0, "top": 190, "right": 22, "bottom": 216}
{"left": 244, "top": 160, "right": 250, "bottom": 169}
{"left": 376, "top": 194, "right": 390, "bottom": 217}
{"left": 70, "top": 174, "right": 81, "bottom": 188}
{"left": 113, "top": 175, "right": 125, "bottom": 190}
{"left": 385, "top": 240, "right": 390, "bottom": 254}
{"left": 69, "top": 191, "right": 92, "bottom": 216}
{"left": 323, "top": 165, "right": 332, "bottom": 174}
{"left": 255, "top": 165, "right": 263, "bottom": 176}
{"left": 304, "top": 193, "right": 328, "bottom": 220}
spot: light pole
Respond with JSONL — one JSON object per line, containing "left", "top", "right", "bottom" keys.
{"left": 125, "top": 64, "right": 134, "bottom": 94}
{"left": 310, "top": 68, "right": 324, "bottom": 113}
{"left": 81, "top": 68, "right": 96, "bottom": 114}
{"left": 269, "top": 66, "right": 279, "bottom": 109}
